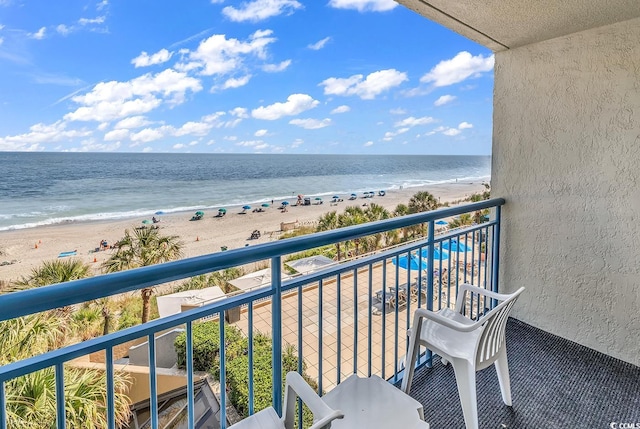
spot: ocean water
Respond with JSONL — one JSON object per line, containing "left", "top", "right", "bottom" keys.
{"left": 0, "top": 153, "right": 491, "bottom": 231}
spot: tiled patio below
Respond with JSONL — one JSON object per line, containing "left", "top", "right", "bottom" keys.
{"left": 404, "top": 318, "right": 640, "bottom": 428}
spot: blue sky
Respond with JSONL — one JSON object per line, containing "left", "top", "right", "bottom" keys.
{"left": 0, "top": 0, "right": 494, "bottom": 154}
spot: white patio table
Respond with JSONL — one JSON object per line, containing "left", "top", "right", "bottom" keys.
{"left": 322, "top": 374, "right": 430, "bottom": 428}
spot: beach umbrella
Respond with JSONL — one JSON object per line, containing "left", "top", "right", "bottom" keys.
{"left": 281, "top": 201, "right": 289, "bottom": 206}
{"left": 333, "top": 195, "right": 340, "bottom": 199}
{"left": 243, "top": 205, "right": 251, "bottom": 210}
{"left": 420, "top": 247, "right": 449, "bottom": 260}
{"left": 351, "top": 193, "right": 357, "bottom": 196}
{"left": 315, "top": 197, "right": 322, "bottom": 201}
{"left": 218, "top": 208, "right": 227, "bottom": 213}
{"left": 261, "top": 203, "right": 270, "bottom": 208}
{"left": 442, "top": 239, "right": 470, "bottom": 252}
{"left": 195, "top": 211, "right": 205, "bottom": 216}
{"left": 155, "top": 211, "right": 165, "bottom": 215}
{"left": 435, "top": 220, "right": 448, "bottom": 225}
{"left": 142, "top": 219, "right": 152, "bottom": 225}
{"left": 393, "top": 254, "right": 429, "bottom": 271}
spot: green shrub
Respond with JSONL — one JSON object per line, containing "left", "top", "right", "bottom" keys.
{"left": 174, "top": 320, "right": 243, "bottom": 372}
{"left": 175, "top": 321, "right": 316, "bottom": 426}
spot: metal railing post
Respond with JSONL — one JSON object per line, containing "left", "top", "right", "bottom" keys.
{"left": 271, "top": 256, "right": 283, "bottom": 415}
{"left": 491, "top": 206, "right": 502, "bottom": 304}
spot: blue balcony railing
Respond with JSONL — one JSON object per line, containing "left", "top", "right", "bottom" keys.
{"left": 0, "top": 198, "right": 504, "bottom": 429}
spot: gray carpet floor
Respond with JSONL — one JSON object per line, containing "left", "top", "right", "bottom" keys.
{"left": 402, "top": 318, "right": 640, "bottom": 429}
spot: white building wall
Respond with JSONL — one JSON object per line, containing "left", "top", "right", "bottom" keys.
{"left": 493, "top": 17, "right": 640, "bottom": 365}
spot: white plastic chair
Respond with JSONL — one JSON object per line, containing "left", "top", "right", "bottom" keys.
{"left": 229, "top": 371, "right": 344, "bottom": 429}
{"left": 401, "top": 284, "right": 525, "bottom": 429}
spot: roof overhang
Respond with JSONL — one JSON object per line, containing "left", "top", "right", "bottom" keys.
{"left": 396, "top": 0, "right": 640, "bottom": 51}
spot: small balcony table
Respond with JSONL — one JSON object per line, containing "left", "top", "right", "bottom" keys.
{"left": 322, "top": 374, "right": 430, "bottom": 428}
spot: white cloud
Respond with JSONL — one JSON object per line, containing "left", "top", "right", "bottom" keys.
{"left": 363, "top": 140, "right": 373, "bottom": 147}
{"left": 142, "top": 146, "right": 153, "bottom": 152}
{"left": 330, "top": 105, "right": 350, "bottom": 114}
{"left": 56, "top": 24, "right": 70, "bottom": 35}
{"left": 394, "top": 116, "right": 436, "bottom": 128}
{"left": 30, "top": 27, "right": 46, "bottom": 40}
{"left": 421, "top": 51, "right": 494, "bottom": 87}
{"left": 434, "top": 94, "right": 456, "bottom": 106}
{"left": 179, "top": 30, "right": 276, "bottom": 77}
{"left": 291, "top": 138, "right": 303, "bottom": 148}
{"left": 224, "top": 135, "right": 238, "bottom": 141}
{"left": 104, "top": 129, "right": 129, "bottom": 141}
{"left": 237, "top": 139, "right": 270, "bottom": 150}
{"left": 175, "top": 121, "right": 213, "bottom": 136}
{"left": 173, "top": 143, "right": 186, "bottom": 149}
{"left": 222, "top": 0, "right": 302, "bottom": 22}
{"left": 64, "top": 69, "right": 202, "bottom": 122}
{"left": 189, "top": 140, "right": 198, "bottom": 146}
{"left": 328, "top": 0, "right": 397, "bottom": 12}
{"left": 114, "top": 116, "right": 152, "bottom": 129}
{"left": 221, "top": 75, "right": 251, "bottom": 89}
{"left": 443, "top": 128, "right": 461, "bottom": 136}
{"left": 129, "top": 126, "right": 173, "bottom": 144}
{"left": 254, "top": 129, "right": 268, "bottom": 136}
{"left": 262, "top": 59, "right": 291, "bottom": 72}
{"left": 79, "top": 16, "right": 105, "bottom": 26}
{"left": 382, "top": 127, "right": 410, "bottom": 141}
{"left": 97, "top": 0, "right": 109, "bottom": 11}
{"left": 252, "top": 93, "right": 319, "bottom": 120}
{"left": 69, "top": 138, "right": 120, "bottom": 152}
{"left": 425, "top": 122, "right": 471, "bottom": 137}
{"left": 308, "top": 37, "right": 330, "bottom": 50}
{"left": 320, "top": 69, "right": 407, "bottom": 99}
{"left": 230, "top": 107, "right": 249, "bottom": 118}
{"left": 289, "top": 118, "right": 331, "bottom": 129}
{"left": 126, "top": 119, "right": 214, "bottom": 145}
{"left": 0, "top": 121, "right": 91, "bottom": 151}
{"left": 97, "top": 122, "right": 109, "bottom": 131}
{"left": 0, "top": 37, "right": 3, "bottom": 46}
{"left": 389, "top": 108, "right": 407, "bottom": 115}
{"left": 132, "top": 49, "right": 173, "bottom": 68}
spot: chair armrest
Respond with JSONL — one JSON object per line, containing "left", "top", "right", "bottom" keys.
{"left": 454, "top": 283, "right": 524, "bottom": 313}
{"left": 412, "top": 307, "right": 482, "bottom": 333}
{"left": 283, "top": 372, "right": 343, "bottom": 429}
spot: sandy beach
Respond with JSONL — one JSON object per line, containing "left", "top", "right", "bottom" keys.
{"left": 0, "top": 182, "right": 486, "bottom": 284}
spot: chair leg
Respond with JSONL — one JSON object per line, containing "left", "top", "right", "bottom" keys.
{"left": 451, "top": 360, "right": 478, "bottom": 429}
{"left": 400, "top": 326, "right": 421, "bottom": 394}
{"left": 494, "top": 347, "right": 512, "bottom": 406}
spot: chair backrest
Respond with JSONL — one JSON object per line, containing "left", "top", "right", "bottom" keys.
{"left": 474, "top": 287, "right": 524, "bottom": 368}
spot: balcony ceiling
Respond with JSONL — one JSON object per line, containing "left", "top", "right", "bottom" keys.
{"left": 397, "top": 0, "right": 640, "bottom": 51}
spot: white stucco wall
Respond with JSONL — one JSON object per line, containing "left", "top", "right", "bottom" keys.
{"left": 493, "top": 17, "right": 640, "bottom": 365}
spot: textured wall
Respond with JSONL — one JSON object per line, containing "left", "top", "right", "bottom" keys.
{"left": 493, "top": 17, "right": 640, "bottom": 365}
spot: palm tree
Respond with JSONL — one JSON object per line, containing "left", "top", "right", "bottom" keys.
{"left": 448, "top": 213, "right": 474, "bottom": 229}
{"left": 11, "top": 259, "right": 94, "bottom": 338}
{"left": 102, "top": 228, "right": 183, "bottom": 323}
{"left": 175, "top": 268, "right": 245, "bottom": 294}
{"left": 13, "top": 259, "right": 92, "bottom": 290}
{"left": 408, "top": 191, "right": 439, "bottom": 237}
{"left": 408, "top": 191, "right": 439, "bottom": 213}
{"left": 316, "top": 211, "right": 343, "bottom": 260}
{"left": 339, "top": 206, "right": 367, "bottom": 257}
{"left": 361, "top": 203, "right": 392, "bottom": 251}
{"left": 1, "top": 313, "right": 131, "bottom": 428}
